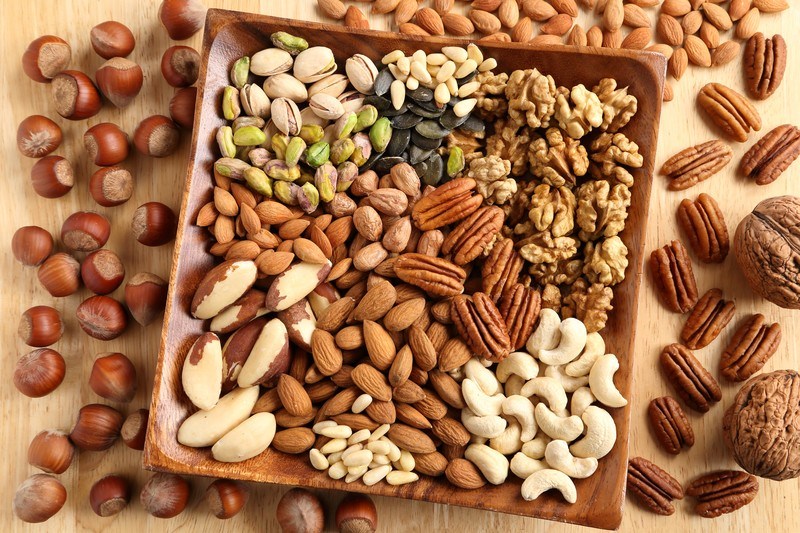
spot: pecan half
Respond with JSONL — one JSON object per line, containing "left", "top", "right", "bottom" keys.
{"left": 498, "top": 283, "right": 541, "bottom": 350}
{"left": 649, "top": 240, "right": 698, "bottom": 313}
{"left": 677, "top": 193, "right": 729, "bottom": 263}
{"left": 394, "top": 253, "right": 466, "bottom": 297}
{"left": 660, "top": 343, "right": 722, "bottom": 412}
{"left": 697, "top": 83, "right": 761, "bottom": 142}
{"left": 686, "top": 470, "right": 758, "bottom": 518}
{"left": 411, "top": 178, "right": 484, "bottom": 231}
{"left": 680, "top": 288, "right": 735, "bottom": 349}
{"left": 627, "top": 456, "right": 684, "bottom": 516}
{"left": 720, "top": 314, "right": 782, "bottom": 382}
{"left": 648, "top": 396, "right": 695, "bottom": 455}
{"left": 441, "top": 206, "right": 504, "bottom": 266}
{"left": 482, "top": 238, "right": 524, "bottom": 302}
{"left": 660, "top": 140, "right": 733, "bottom": 191}
{"left": 450, "top": 292, "right": 511, "bottom": 362}
{"left": 744, "top": 33, "right": 786, "bottom": 100}
{"left": 740, "top": 124, "right": 800, "bottom": 185}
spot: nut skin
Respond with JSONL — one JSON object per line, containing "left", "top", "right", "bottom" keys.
{"left": 27, "top": 430, "right": 74, "bottom": 474}
{"left": 22, "top": 35, "right": 71, "bottom": 82}
{"left": 159, "top": 0, "right": 207, "bottom": 41}
{"left": 95, "top": 58, "right": 143, "bottom": 108}
{"left": 205, "top": 479, "right": 249, "bottom": 519}
{"left": 14, "top": 349, "right": 66, "bottom": 398}
{"left": 89, "top": 166, "right": 134, "bottom": 207}
{"left": 169, "top": 86, "right": 197, "bottom": 129}
{"left": 84, "top": 123, "right": 129, "bottom": 166}
{"left": 276, "top": 488, "right": 324, "bottom": 533}
{"left": 30, "top": 155, "right": 74, "bottom": 198}
{"left": 160, "top": 45, "right": 200, "bottom": 87}
{"left": 61, "top": 211, "right": 111, "bottom": 252}
{"left": 38, "top": 252, "right": 81, "bottom": 297}
{"left": 140, "top": 472, "right": 191, "bottom": 518}
{"left": 124, "top": 272, "right": 168, "bottom": 325}
{"left": 131, "top": 202, "right": 178, "bottom": 246}
{"left": 51, "top": 70, "right": 102, "bottom": 120}
{"left": 335, "top": 493, "right": 377, "bottom": 533}
{"left": 89, "top": 475, "right": 131, "bottom": 517}
{"left": 81, "top": 249, "right": 125, "bottom": 295}
{"left": 18, "top": 305, "right": 63, "bottom": 347}
{"left": 89, "top": 352, "right": 137, "bottom": 403}
{"left": 12, "top": 474, "right": 67, "bottom": 523}
{"left": 121, "top": 408, "right": 149, "bottom": 450}
{"left": 17, "top": 115, "right": 62, "bottom": 158}
{"left": 133, "top": 115, "right": 180, "bottom": 157}
{"left": 90, "top": 21, "right": 135, "bottom": 59}
{"left": 76, "top": 295, "right": 128, "bottom": 340}
{"left": 70, "top": 403, "right": 124, "bottom": 451}
{"left": 12, "top": 226, "right": 54, "bottom": 266}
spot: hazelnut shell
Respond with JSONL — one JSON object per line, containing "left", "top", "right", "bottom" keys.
{"left": 76, "top": 295, "right": 128, "bottom": 340}
{"left": 38, "top": 252, "right": 81, "bottom": 297}
{"left": 30, "top": 155, "right": 74, "bottom": 198}
{"left": 14, "top": 348, "right": 66, "bottom": 398}
{"left": 22, "top": 36, "right": 71, "bottom": 82}
{"left": 13, "top": 474, "right": 67, "bottom": 523}
{"left": 83, "top": 122, "right": 130, "bottom": 166}
{"left": 89, "top": 352, "right": 137, "bottom": 402}
{"left": 51, "top": 70, "right": 101, "bottom": 120}
{"left": 27, "top": 430, "right": 74, "bottom": 474}
{"left": 70, "top": 403, "right": 124, "bottom": 451}
{"left": 89, "top": 166, "right": 134, "bottom": 207}
{"left": 17, "top": 115, "right": 62, "bottom": 158}
{"left": 90, "top": 21, "right": 135, "bottom": 59}
{"left": 12, "top": 226, "right": 54, "bottom": 266}
{"left": 95, "top": 58, "right": 143, "bottom": 108}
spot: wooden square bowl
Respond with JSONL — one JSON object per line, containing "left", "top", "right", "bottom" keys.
{"left": 144, "top": 8, "right": 666, "bottom": 530}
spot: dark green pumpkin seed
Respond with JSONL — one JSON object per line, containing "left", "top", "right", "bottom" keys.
{"left": 391, "top": 113, "right": 424, "bottom": 129}
{"left": 407, "top": 101, "right": 444, "bottom": 119}
{"left": 411, "top": 131, "right": 443, "bottom": 150}
{"left": 409, "top": 87, "right": 434, "bottom": 102}
{"left": 374, "top": 156, "right": 407, "bottom": 174}
{"left": 363, "top": 95, "right": 390, "bottom": 111}
{"left": 384, "top": 128, "right": 410, "bottom": 157}
{"left": 408, "top": 145, "right": 434, "bottom": 164}
{"left": 439, "top": 108, "right": 469, "bottom": 130}
{"left": 358, "top": 150, "right": 384, "bottom": 172}
{"left": 459, "top": 115, "right": 485, "bottom": 134}
{"left": 381, "top": 103, "right": 408, "bottom": 117}
{"left": 374, "top": 69, "right": 393, "bottom": 97}
{"left": 415, "top": 120, "right": 451, "bottom": 140}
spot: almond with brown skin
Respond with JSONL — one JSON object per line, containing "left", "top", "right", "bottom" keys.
{"left": 310, "top": 330, "right": 343, "bottom": 376}
{"left": 472, "top": 0, "right": 502, "bottom": 10}
{"left": 415, "top": 7, "right": 445, "bottom": 35}
{"left": 669, "top": 48, "right": 689, "bottom": 80}
{"left": 389, "top": 345, "right": 413, "bottom": 387}
{"left": 622, "top": 27, "right": 651, "bottom": 49}
{"left": 735, "top": 8, "right": 760, "bottom": 40}
{"left": 414, "top": 451, "right": 448, "bottom": 477}
{"left": 351, "top": 281, "right": 397, "bottom": 322}
{"left": 712, "top": 41, "right": 741, "bottom": 66}
{"left": 351, "top": 363, "right": 392, "bottom": 401}
{"left": 434, "top": 0, "right": 454, "bottom": 16}
{"left": 394, "top": 0, "right": 417, "bottom": 24}
{"left": 470, "top": 9, "right": 502, "bottom": 34}
{"left": 277, "top": 374, "right": 312, "bottom": 418}
{"left": 699, "top": 21, "right": 720, "bottom": 49}
{"left": 316, "top": 296, "right": 355, "bottom": 332}
{"left": 567, "top": 24, "right": 588, "bottom": 46}
{"left": 317, "top": 0, "right": 347, "bottom": 19}
{"left": 322, "top": 386, "right": 361, "bottom": 416}
{"left": 396, "top": 403, "right": 432, "bottom": 429}
{"left": 442, "top": 13, "right": 475, "bottom": 35}
{"left": 682, "top": 10, "right": 703, "bottom": 35}
{"left": 446, "top": 458, "right": 487, "bottom": 489}
{"left": 603, "top": 0, "right": 624, "bottom": 31}
{"left": 541, "top": 13, "right": 573, "bottom": 35}
{"left": 387, "top": 423, "right": 436, "bottom": 454}
{"left": 657, "top": 14, "right": 684, "bottom": 46}
{"left": 384, "top": 298, "right": 426, "bottom": 332}
{"left": 372, "top": 0, "right": 401, "bottom": 15}
{"left": 684, "top": 35, "right": 711, "bottom": 67}
{"left": 586, "top": 25, "right": 603, "bottom": 46}
{"left": 512, "top": 17, "right": 534, "bottom": 42}
{"left": 431, "top": 417, "right": 471, "bottom": 446}
{"left": 344, "top": 6, "right": 370, "bottom": 29}
{"left": 498, "top": 0, "right": 520, "bottom": 28}
{"left": 702, "top": 3, "right": 732, "bottom": 31}
{"left": 272, "top": 428, "right": 315, "bottom": 454}
{"left": 293, "top": 238, "right": 327, "bottom": 264}
{"left": 623, "top": 4, "right": 650, "bottom": 28}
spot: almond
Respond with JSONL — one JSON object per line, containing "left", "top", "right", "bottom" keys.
{"left": 239, "top": 203, "right": 261, "bottom": 236}
{"left": 272, "top": 427, "right": 315, "bottom": 454}
{"left": 213, "top": 213, "right": 232, "bottom": 241}
{"left": 316, "top": 296, "right": 355, "bottom": 332}
{"left": 406, "top": 325, "right": 436, "bottom": 371}
{"left": 415, "top": 7, "right": 445, "bottom": 35}
{"left": 384, "top": 298, "right": 426, "bottom": 332}
{"left": 442, "top": 13, "right": 475, "bottom": 35}
{"left": 214, "top": 187, "right": 238, "bottom": 217}
{"left": 684, "top": 34, "right": 712, "bottom": 67}
{"left": 621, "top": 27, "right": 651, "bottom": 49}
{"left": 753, "top": 0, "right": 788, "bottom": 13}
{"left": 682, "top": 10, "right": 703, "bottom": 35}
{"left": 372, "top": 0, "right": 401, "bottom": 15}
{"left": 352, "top": 281, "right": 397, "bottom": 322}
{"left": 663, "top": 81, "right": 674, "bottom": 102}
{"left": 469, "top": 9, "right": 502, "bottom": 34}
{"left": 344, "top": 6, "right": 370, "bottom": 29}
{"left": 498, "top": 0, "right": 520, "bottom": 28}
{"left": 255, "top": 201, "right": 293, "bottom": 225}
{"left": 647, "top": 43, "right": 674, "bottom": 59}
{"left": 275, "top": 408, "right": 317, "bottom": 428}
{"left": 522, "top": 0, "right": 558, "bottom": 21}
{"left": 331, "top": 413, "right": 379, "bottom": 431}
{"left": 310, "top": 329, "right": 343, "bottom": 376}
{"left": 389, "top": 345, "right": 413, "bottom": 387}
{"left": 541, "top": 13, "right": 573, "bottom": 35}
{"left": 602, "top": 29, "right": 622, "bottom": 48}
{"left": 415, "top": 391, "right": 448, "bottom": 420}
{"left": 398, "top": 22, "right": 430, "bottom": 36}
{"left": 434, "top": 0, "right": 454, "bottom": 16}
{"left": 478, "top": 33, "right": 512, "bottom": 43}
{"left": 322, "top": 386, "right": 361, "bottom": 416}
{"left": 363, "top": 319, "right": 397, "bottom": 370}
{"left": 669, "top": 47, "right": 689, "bottom": 80}
{"left": 277, "top": 374, "right": 313, "bottom": 417}
{"left": 711, "top": 40, "right": 741, "bottom": 66}
{"left": 728, "top": 0, "right": 752, "bottom": 21}
{"left": 425, "top": 321, "right": 450, "bottom": 353}
{"left": 551, "top": 0, "right": 579, "bottom": 17}
{"left": 623, "top": 4, "right": 650, "bottom": 28}
{"left": 292, "top": 238, "right": 327, "bottom": 264}
{"left": 566, "top": 24, "right": 587, "bottom": 45}
{"left": 661, "top": 0, "right": 691, "bottom": 17}
{"left": 392, "top": 379, "right": 426, "bottom": 403}
{"left": 699, "top": 21, "right": 720, "bottom": 49}
{"left": 734, "top": 8, "right": 759, "bottom": 40}
{"left": 317, "top": 0, "right": 347, "bottom": 20}
{"left": 602, "top": 0, "right": 624, "bottom": 31}
{"left": 196, "top": 202, "right": 218, "bottom": 227}
{"left": 394, "top": 0, "right": 417, "bottom": 24}
{"left": 511, "top": 17, "right": 534, "bottom": 42}
{"left": 253, "top": 388, "right": 282, "bottom": 414}
{"left": 306, "top": 380, "right": 338, "bottom": 403}
{"left": 586, "top": 25, "right": 604, "bottom": 46}
{"left": 351, "top": 363, "right": 392, "bottom": 401}
{"left": 428, "top": 369, "right": 464, "bottom": 408}
{"left": 413, "top": 451, "right": 448, "bottom": 476}
{"left": 327, "top": 258, "right": 352, "bottom": 282}
{"left": 335, "top": 324, "right": 364, "bottom": 350}
{"left": 279, "top": 218, "right": 310, "bottom": 240}
{"left": 438, "top": 338, "right": 472, "bottom": 372}
{"left": 365, "top": 400, "right": 396, "bottom": 424}
{"left": 657, "top": 14, "right": 684, "bottom": 46}
{"left": 702, "top": 3, "right": 732, "bottom": 30}
{"left": 446, "top": 458, "right": 487, "bottom": 489}
{"left": 396, "top": 403, "right": 432, "bottom": 429}
{"left": 387, "top": 423, "right": 436, "bottom": 454}
{"left": 472, "top": 0, "right": 502, "bottom": 10}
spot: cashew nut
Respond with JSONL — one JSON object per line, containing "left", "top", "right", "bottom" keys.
{"left": 538, "top": 318, "right": 587, "bottom": 366}
{"left": 544, "top": 364, "right": 589, "bottom": 393}
{"left": 496, "top": 351, "right": 539, "bottom": 383}
{"left": 465, "top": 443, "right": 509, "bottom": 485}
{"left": 544, "top": 439, "right": 599, "bottom": 479}
{"left": 566, "top": 332, "right": 605, "bottom": 377}
{"left": 503, "top": 374, "right": 525, "bottom": 397}
{"left": 462, "top": 378, "right": 504, "bottom": 416}
{"left": 502, "top": 395, "right": 537, "bottom": 442}
{"left": 525, "top": 308, "right": 562, "bottom": 356}
{"left": 520, "top": 377, "right": 568, "bottom": 413}
{"left": 464, "top": 358, "right": 501, "bottom": 395}
{"left": 510, "top": 452, "right": 548, "bottom": 480}
{"left": 520, "top": 469, "right": 577, "bottom": 503}
{"left": 448, "top": 366, "right": 465, "bottom": 382}
{"left": 489, "top": 418, "right": 522, "bottom": 455}
{"left": 461, "top": 407, "right": 507, "bottom": 439}
{"left": 569, "top": 406, "right": 617, "bottom": 459}
{"left": 521, "top": 435, "right": 551, "bottom": 459}
{"left": 535, "top": 403, "right": 584, "bottom": 442}
{"left": 589, "top": 353, "right": 628, "bottom": 408}
{"left": 570, "top": 386, "right": 596, "bottom": 417}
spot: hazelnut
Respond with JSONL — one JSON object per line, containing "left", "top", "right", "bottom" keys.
{"left": 84, "top": 122, "right": 129, "bottom": 166}
{"left": 336, "top": 493, "right": 377, "bottom": 533}
{"left": 89, "top": 475, "right": 131, "bottom": 517}
{"left": 124, "top": 272, "right": 168, "bottom": 325}
{"left": 121, "top": 408, "right": 149, "bottom": 450}
{"left": 27, "top": 430, "right": 74, "bottom": 474}
{"left": 131, "top": 202, "right": 178, "bottom": 246}
{"left": 89, "top": 166, "right": 134, "bottom": 207}
{"left": 89, "top": 352, "right": 137, "bottom": 403}
{"left": 76, "top": 295, "right": 128, "bottom": 340}
{"left": 96, "top": 58, "right": 143, "bottom": 108}
{"left": 61, "top": 211, "right": 111, "bottom": 252}
{"left": 169, "top": 86, "right": 197, "bottom": 129}
{"left": 70, "top": 403, "right": 124, "bottom": 451}
{"left": 22, "top": 35, "right": 71, "bottom": 82}
{"left": 134, "top": 115, "right": 180, "bottom": 157}
{"left": 30, "top": 155, "right": 74, "bottom": 198}
{"left": 16, "top": 115, "right": 62, "bottom": 158}
{"left": 160, "top": 45, "right": 200, "bottom": 87}
{"left": 90, "top": 21, "right": 135, "bottom": 59}
{"left": 18, "top": 305, "right": 63, "bottom": 347}
{"left": 12, "top": 226, "right": 54, "bottom": 266}
{"left": 205, "top": 479, "right": 249, "bottom": 519}
{"left": 13, "top": 474, "right": 66, "bottom": 523}
{"left": 38, "top": 252, "right": 81, "bottom": 297}
{"left": 51, "top": 70, "right": 101, "bottom": 120}
{"left": 81, "top": 249, "right": 126, "bottom": 294}
{"left": 159, "top": 0, "right": 207, "bottom": 41}
{"left": 276, "top": 488, "right": 325, "bottom": 533}
{"left": 140, "top": 472, "right": 191, "bottom": 518}
{"left": 14, "top": 348, "right": 66, "bottom": 398}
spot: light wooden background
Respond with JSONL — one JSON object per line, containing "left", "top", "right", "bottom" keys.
{"left": 1, "top": 1, "right": 797, "bottom": 531}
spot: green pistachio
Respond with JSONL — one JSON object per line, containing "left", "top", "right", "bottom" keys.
{"left": 353, "top": 105, "right": 378, "bottom": 132}
{"left": 334, "top": 112, "right": 357, "bottom": 139}
{"left": 330, "top": 138, "right": 355, "bottom": 165}
{"left": 222, "top": 86, "right": 241, "bottom": 121}
{"left": 447, "top": 146, "right": 465, "bottom": 178}
{"left": 285, "top": 137, "right": 307, "bottom": 167}
{"left": 271, "top": 133, "right": 290, "bottom": 160}
{"left": 297, "top": 170, "right": 314, "bottom": 185}
{"left": 274, "top": 181, "right": 298, "bottom": 205}
{"left": 232, "top": 116, "right": 265, "bottom": 132}
{"left": 216, "top": 126, "right": 236, "bottom": 158}
{"left": 248, "top": 147, "right": 271, "bottom": 168}
{"left": 305, "top": 141, "right": 330, "bottom": 168}
{"left": 336, "top": 161, "right": 358, "bottom": 192}
{"left": 236, "top": 146, "right": 253, "bottom": 161}
{"left": 271, "top": 32, "right": 309, "bottom": 55}
{"left": 314, "top": 163, "right": 338, "bottom": 203}
{"left": 233, "top": 126, "right": 267, "bottom": 147}
{"left": 299, "top": 124, "right": 325, "bottom": 145}
{"left": 350, "top": 133, "right": 372, "bottom": 167}
{"left": 298, "top": 182, "right": 320, "bottom": 213}
{"left": 369, "top": 117, "right": 392, "bottom": 152}
{"left": 243, "top": 167, "right": 273, "bottom": 197}
{"left": 265, "top": 159, "right": 301, "bottom": 182}
{"left": 230, "top": 56, "right": 250, "bottom": 89}
{"left": 214, "top": 157, "right": 251, "bottom": 179}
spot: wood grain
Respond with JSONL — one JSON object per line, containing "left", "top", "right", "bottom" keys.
{"left": 0, "top": 1, "right": 798, "bottom": 532}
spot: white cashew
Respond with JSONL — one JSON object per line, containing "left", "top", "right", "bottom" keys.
{"left": 489, "top": 418, "right": 522, "bottom": 455}
{"left": 538, "top": 318, "right": 587, "bottom": 366}
{"left": 520, "top": 469, "right": 577, "bottom": 503}
{"left": 465, "top": 443, "right": 509, "bottom": 485}
{"left": 520, "top": 377, "right": 568, "bottom": 413}
{"left": 470, "top": 435, "right": 488, "bottom": 445}
{"left": 589, "top": 353, "right": 628, "bottom": 408}
{"left": 535, "top": 403, "right": 584, "bottom": 442}
{"left": 448, "top": 366, "right": 465, "bottom": 382}
{"left": 544, "top": 440, "right": 599, "bottom": 479}
{"left": 502, "top": 395, "right": 537, "bottom": 442}
{"left": 496, "top": 351, "right": 539, "bottom": 383}
{"left": 566, "top": 332, "right": 605, "bottom": 377}
{"left": 464, "top": 358, "right": 501, "bottom": 395}
{"left": 503, "top": 374, "right": 525, "bottom": 397}
{"left": 521, "top": 435, "right": 551, "bottom": 459}
{"left": 525, "top": 308, "right": 562, "bottom": 356}
{"left": 510, "top": 452, "right": 548, "bottom": 480}
{"left": 570, "top": 406, "right": 617, "bottom": 459}
{"left": 545, "top": 364, "right": 589, "bottom": 393}
{"left": 461, "top": 408, "right": 507, "bottom": 439}
{"left": 570, "top": 386, "right": 596, "bottom": 417}
{"left": 462, "top": 378, "right": 504, "bottom": 416}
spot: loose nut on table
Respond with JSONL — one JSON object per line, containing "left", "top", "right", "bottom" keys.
{"left": 30, "top": 155, "right": 74, "bottom": 198}
{"left": 51, "top": 70, "right": 102, "bottom": 120}
{"left": 206, "top": 479, "right": 249, "bottom": 520}
{"left": 161, "top": 45, "right": 200, "bottom": 87}
{"left": 89, "top": 475, "right": 130, "bottom": 517}
{"left": 13, "top": 474, "right": 67, "bottom": 523}
{"left": 139, "top": 472, "right": 190, "bottom": 519}
{"left": 16, "top": 115, "right": 62, "bottom": 158}
{"left": 95, "top": 58, "right": 143, "bottom": 108}
{"left": 89, "top": 352, "right": 137, "bottom": 403}
{"left": 159, "top": 0, "right": 206, "bottom": 41}
{"left": 90, "top": 21, "right": 135, "bottom": 59}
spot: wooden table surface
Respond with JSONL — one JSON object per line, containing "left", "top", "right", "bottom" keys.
{"left": 1, "top": 1, "right": 797, "bottom": 531}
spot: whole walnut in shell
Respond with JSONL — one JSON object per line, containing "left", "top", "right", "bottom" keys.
{"left": 723, "top": 370, "right": 800, "bottom": 481}
{"left": 734, "top": 196, "right": 800, "bottom": 309}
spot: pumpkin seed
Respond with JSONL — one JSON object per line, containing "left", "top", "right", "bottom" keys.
{"left": 408, "top": 101, "right": 444, "bottom": 119}
{"left": 391, "top": 113, "right": 423, "bottom": 129}
{"left": 374, "top": 69, "right": 394, "bottom": 97}
{"left": 374, "top": 156, "right": 407, "bottom": 174}
{"left": 459, "top": 115, "right": 485, "bottom": 134}
{"left": 415, "top": 120, "right": 451, "bottom": 140}
{"left": 408, "top": 145, "right": 434, "bottom": 164}
{"left": 410, "top": 131, "right": 442, "bottom": 150}
{"left": 384, "top": 128, "right": 410, "bottom": 157}
{"left": 409, "top": 87, "right": 434, "bottom": 103}
{"left": 363, "top": 95, "right": 391, "bottom": 112}
{"left": 439, "top": 108, "right": 469, "bottom": 130}
{"left": 381, "top": 103, "right": 408, "bottom": 117}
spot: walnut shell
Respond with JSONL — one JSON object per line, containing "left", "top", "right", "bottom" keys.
{"left": 734, "top": 196, "right": 800, "bottom": 309}
{"left": 723, "top": 370, "right": 800, "bottom": 481}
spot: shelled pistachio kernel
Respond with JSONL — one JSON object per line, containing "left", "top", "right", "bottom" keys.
{"left": 230, "top": 56, "right": 250, "bottom": 88}
{"left": 271, "top": 32, "right": 308, "bottom": 55}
